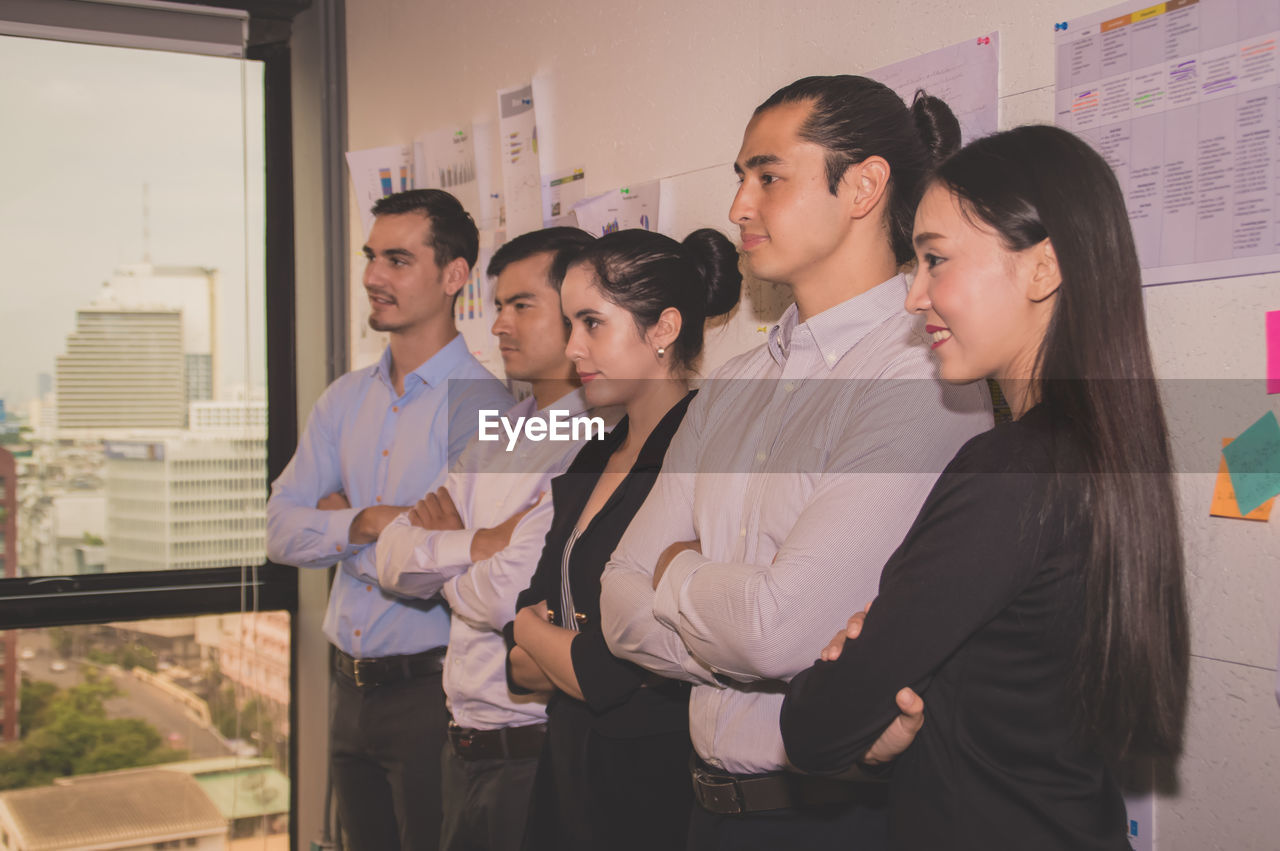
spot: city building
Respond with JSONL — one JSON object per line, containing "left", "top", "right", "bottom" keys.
{"left": 199, "top": 611, "right": 290, "bottom": 740}
{"left": 103, "top": 428, "right": 266, "bottom": 573}
{"left": 0, "top": 449, "right": 16, "bottom": 742}
{"left": 103, "top": 263, "right": 220, "bottom": 412}
{"left": 55, "top": 302, "right": 186, "bottom": 434}
{"left": 161, "top": 757, "right": 289, "bottom": 849}
{"left": 0, "top": 769, "right": 227, "bottom": 851}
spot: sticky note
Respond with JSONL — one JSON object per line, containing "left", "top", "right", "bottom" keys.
{"left": 1267, "top": 310, "right": 1279, "bottom": 395}
{"left": 1222, "top": 411, "right": 1280, "bottom": 516}
{"left": 1211, "top": 438, "right": 1274, "bottom": 521}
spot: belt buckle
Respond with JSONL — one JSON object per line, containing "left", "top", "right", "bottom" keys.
{"left": 694, "top": 767, "right": 744, "bottom": 815}
{"left": 352, "top": 658, "right": 376, "bottom": 688}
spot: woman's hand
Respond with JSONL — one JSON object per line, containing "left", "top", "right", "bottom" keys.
{"left": 471, "top": 493, "right": 544, "bottom": 562}
{"left": 862, "top": 687, "right": 925, "bottom": 765}
{"left": 820, "top": 602, "right": 872, "bottom": 662}
{"left": 817, "top": 601, "right": 925, "bottom": 764}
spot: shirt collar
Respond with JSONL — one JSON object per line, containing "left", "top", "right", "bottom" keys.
{"left": 766, "top": 274, "right": 908, "bottom": 370}
{"left": 372, "top": 334, "right": 472, "bottom": 392}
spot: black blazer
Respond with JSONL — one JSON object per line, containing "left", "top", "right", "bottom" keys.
{"left": 505, "top": 391, "right": 695, "bottom": 738}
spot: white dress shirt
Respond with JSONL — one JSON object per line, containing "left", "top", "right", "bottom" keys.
{"left": 601, "top": 275, "right": 993, "bottom": 773}
{"left": 377, "top": 389, "right": 607, "bottom": 730}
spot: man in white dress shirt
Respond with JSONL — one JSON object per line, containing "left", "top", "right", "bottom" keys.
{"left": 600, "top": 77, "right": 993, "bottom": 849}
{"left": 376, "top": 227, "right": 604, "bottom": 851}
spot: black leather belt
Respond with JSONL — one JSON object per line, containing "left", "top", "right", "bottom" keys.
{"left": 333, "top": 647, "right": 445, "bottom": 689}
{"left": 690, "top": 756, "right": 887, "bottom": 815}
{"left": 448, "top": 721, "right": 547, "bottom": 761}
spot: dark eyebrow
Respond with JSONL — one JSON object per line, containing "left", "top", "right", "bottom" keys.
{"left": 913, "top": 232, "right": 945, "bottom": 247}
{"left": 733, "top": 153, "right": 783, "bottom": 175}
{"left": 498, "top": 291, "right": 539, "bottom": 305}
{"left": 573, "top": 308, "right": 603, "bottom": 320}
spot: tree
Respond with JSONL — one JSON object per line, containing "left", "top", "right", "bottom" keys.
{"left": 0, "top": 675, "right": 187, "bottom": 790}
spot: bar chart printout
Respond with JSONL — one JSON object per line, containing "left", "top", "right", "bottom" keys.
{"left": 1055, "top": 0, "right": 1280, "bottom": 285}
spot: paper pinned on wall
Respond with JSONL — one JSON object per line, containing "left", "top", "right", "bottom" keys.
{"left": 1210, "top": 437, "right": 1275, "bottom": 521}
{"left": 1222, "top": 410, "right": 1280, "bottom": 516}
{"left": 497, "top": 83, "right": 543, "bottom": 238}
{"left": 871, "top": 31, "right": 1000, "bottom": 144}
{"left": 472, "top": 120, "right": 502, "bottom": 232}
{"left": 455, "top": 229, "right": 505, "bottom": 376}
{"left": 414, "top": 125, "right": 481, "bottom": 220}
{"left": 1055, "top": 0, "right": 1280, "bottom": 286}
{"left": 573, "top": 181, "right": 660, "bottom": 236}
{"left": 1267, "top": 310, "right": 1279, "bottom": 395}
{"left": 346, "top": 144, "right": 414, "bottom": 237}
{"left": 543, "top": 167, "right": 586, "bottom": 228}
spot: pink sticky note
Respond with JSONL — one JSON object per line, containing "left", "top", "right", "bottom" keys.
{"left": 1269, "top": 310, "right": 1280, "bottom": 395}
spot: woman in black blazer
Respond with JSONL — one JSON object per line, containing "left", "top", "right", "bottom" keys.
{"left": 503, "top": 227, "right": 741, "bottom": 851}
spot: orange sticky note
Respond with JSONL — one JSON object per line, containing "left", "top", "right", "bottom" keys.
{"left": 1211, "top": 437, "right": 1275, "bottom": 521}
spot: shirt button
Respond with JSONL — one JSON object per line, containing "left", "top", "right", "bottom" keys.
{"left": 392, "top": 406, "right": 399, "bottom": 413}
{"left": 826, "top": 354, "right": 837, "bottom": 364}
{"left": 366, "top": 585, "right": 373, "bottom": 592}
{"left": 382, "top": 449, "right": 389, "bottom": 457}
{"left": 354, "top": 629, "right": 362, "bottom": 637}
{"left": 375, "top": 496, "right": 382, "bottom": 503}
{"left": 335, "top": 544, "right": 342, "bottom": 552}
{"left": 739, "top": 526, "right": 747, "bottom": 537}
{"left": 755, "top": 451, "right": 767, "bottom": 463}
{"left": 784, "top": 382, "right": 795, "bottom": 392}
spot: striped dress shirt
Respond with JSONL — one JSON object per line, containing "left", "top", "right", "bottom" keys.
{"left": 601, "top": 274, "right": 993, "bottom": 774}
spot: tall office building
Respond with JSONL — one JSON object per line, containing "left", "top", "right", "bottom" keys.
{"left": 55, "top": 302, "right": 186, "bottom": 433}
{"left": 55, "top": 264, "right": 220, "bottom": 436}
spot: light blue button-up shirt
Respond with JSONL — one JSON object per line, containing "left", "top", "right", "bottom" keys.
{"left": 267, "top": 335, "right": 514, "bottom": 657}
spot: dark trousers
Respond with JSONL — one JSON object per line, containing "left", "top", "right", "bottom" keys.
{"left": 686, "top": 799, "right": 889, "bottom": 851}
{"left": 439, "top": 744, "right": 539, "bottom": 851}
{"left": 330, "top": 671, "right": 449, "bottom": 851}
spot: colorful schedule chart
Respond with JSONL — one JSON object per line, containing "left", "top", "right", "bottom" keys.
{"left": 1055, "top": 0, "right": 1280, "bottom": 285}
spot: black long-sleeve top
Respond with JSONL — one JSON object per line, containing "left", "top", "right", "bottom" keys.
{"left": 505, "top": 391, "right": 695, "bottom": 737}
{"left": 782, "top": 405, "right": 1129, "bottom": 850}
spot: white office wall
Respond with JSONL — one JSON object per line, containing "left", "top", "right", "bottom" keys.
{"left": 340, "top": 1, "right": 1280, "bottom": 847}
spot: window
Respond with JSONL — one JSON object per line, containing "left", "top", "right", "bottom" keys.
{"left": 0, "top": 0, "right": 305, "bottom": 846}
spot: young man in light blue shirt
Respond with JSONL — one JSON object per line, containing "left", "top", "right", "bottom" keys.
{"left": 267, "top": 189, "right": 512, "bottom": 850}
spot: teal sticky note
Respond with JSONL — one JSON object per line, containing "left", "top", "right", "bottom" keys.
{"left": 1222, "top": 411, "right": 1280, "bottom": 516}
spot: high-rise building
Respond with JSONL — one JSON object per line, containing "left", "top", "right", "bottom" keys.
{"left": 55, "top": 303, "right": 186, "bottom": 433}
{"left": 54, "top": 264, "right": 221, "bottom": 436}
{"left": 107, "top": 263, "right": 219, "bottom": 408}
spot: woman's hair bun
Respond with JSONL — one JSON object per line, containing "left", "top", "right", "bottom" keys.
{"left": 911, "top": 89, "right": 962, "bottom": 165}
{"left": 679, "top": 228, "right": 743, "bottom": 318}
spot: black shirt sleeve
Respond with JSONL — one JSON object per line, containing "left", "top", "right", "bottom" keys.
{"left": 781, "top": 427, "right": 1058, "bottom": 773}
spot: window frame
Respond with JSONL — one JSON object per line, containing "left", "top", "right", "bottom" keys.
{"left": 0, "top": 2, "right": 312, "bottom": 847}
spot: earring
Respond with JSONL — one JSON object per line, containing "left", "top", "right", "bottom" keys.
{"left": 656, "top": 346, "right": 666, "bottom": 358}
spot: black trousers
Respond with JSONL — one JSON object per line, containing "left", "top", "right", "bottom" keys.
{"left": 686, "top": 798, "right": 889, "bottom": 851}
{"left": 330, "top": 671, "right": 449, "bottom": 851}
{"left": 439, "top": 744, "right": 539, "bottom": 851}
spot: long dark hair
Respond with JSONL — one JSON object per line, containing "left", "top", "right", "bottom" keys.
{"left": 551, "top": 228, "right": 742, "bottom": 372}
{"left": 933, "top": 124, "right": 1189, "bottom": 759}
{"left": 756, "top": 76, "right": 961, "bottom": 264}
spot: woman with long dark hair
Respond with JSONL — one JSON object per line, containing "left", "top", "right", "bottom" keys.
{"left": 503, "top": 227, "right": 742, "bottom": 851}
{"left": 780, "top": 124, "right": 1190, "bottom": 850}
